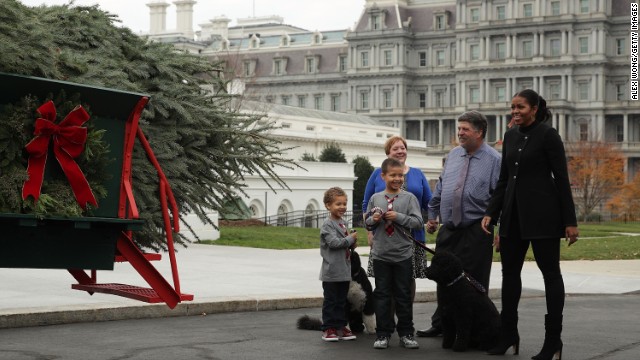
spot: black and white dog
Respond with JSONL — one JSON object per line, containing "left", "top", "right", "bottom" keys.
{"left": 425, "top": 251, "right": 500, "bottom": 352}
{"left": 297, "top": 249, "right": 376, "bottom": 334}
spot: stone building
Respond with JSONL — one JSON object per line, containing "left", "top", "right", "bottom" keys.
{"left": 147, "top": 0, "right": 639, "bottom": 181}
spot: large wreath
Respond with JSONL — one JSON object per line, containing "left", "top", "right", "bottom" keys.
{"left": 0, "top": 91, "right": 110, "bottom": 216}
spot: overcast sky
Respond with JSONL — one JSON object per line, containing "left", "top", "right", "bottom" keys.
{"left": 19, "top": 0, "right": 366, "bottom": 34}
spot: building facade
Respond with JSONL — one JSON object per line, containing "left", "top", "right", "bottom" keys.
{"left": 147, "top": 0, "right": 639, "bottom": 181}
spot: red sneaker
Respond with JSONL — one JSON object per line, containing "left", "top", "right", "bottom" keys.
{"left": 340, "top": 327, "right": 356, "bottom": 340}
{"left": 322, "top": 328, "right": 339, "bottom": 342}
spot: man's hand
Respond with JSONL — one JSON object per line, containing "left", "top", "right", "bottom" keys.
{"left": 426, "top": 219, "right": 439, "bottom": 234}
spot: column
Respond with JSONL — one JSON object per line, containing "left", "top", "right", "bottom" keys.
{"left": 561, "top": 31, "right": 567, "bottom": 55}
{"left": 506, "top": 35, "right": 512, "bottom": 58}
{"left": 480, "top": 79, "right": 485, "bottom": 102}
{"left": 496, "top": 115, "right": 503, "bottom": 140}
{"left": 533, "top": 32, "right": 539, "bottom": 56}
{"left": 533, "top": 77, "right": 538, "bottom": 91}
{"left": 482, "top": 1, "right": 487, "bottom": 20}
{"left": 461, "top": 38, "right": 466, "bottom": 62}
{"left": 419, "top": 119, "right": 425, "bottom": 142}
{"left": 552, "top": 112, "right": 558, "bottom": 129}
{"left": 481, "top": 37, "right": 486, "bottom": 60}
{"left": 540, "top": 0, "right": 546, "bottom": 16}
{"left": 591, "top": 74, "right": 597, "bottom": 101}
{"left": 438, "top": 119, "right": 444, "bottom": 146}
{"left": 561, "top": 74, "right": 567, "bottom": 99}
{"left": 599, "top": 28, "right": 606, "bottom": 54}
{"left": 567, "top": 30, "right": 573, "bottom": 55}
{"left": 486, "top": 78, "right": 491, "bottom": 102}
{"left": 399, "top": 84, "right": 405, "bottom": 108}
{"left": 623, "top": 113, "right": 629, "bottom": 143}
{"left": 592, "top": 29, "right": 598, "bottom": 55}
{"left": 567, "top": 74, "right": 573, "bottom": 101}
{"left": 486, "top": 36, "right": 492, "bottom": 59}
{"left": 559, "top": 113, "right": 567, "bottom": 140}
{"left": 539, "top": 32, "right": 545, "bottom": 56}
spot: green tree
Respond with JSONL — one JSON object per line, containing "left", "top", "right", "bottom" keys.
{"left": 319, "top": 142, "right": 346, "bottom": 163}
{"left": 0, "top": 1, "right": 296, "bottom": 250}
{"left": 300, "top": 152, "right": 317, "bottom": 161}
{"left": 352, "top": 156, "right": 374, "bottom": 213}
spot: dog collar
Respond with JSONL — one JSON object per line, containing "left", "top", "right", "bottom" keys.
{"left": 446, "top": 273, "right": 465, "bottom": 287}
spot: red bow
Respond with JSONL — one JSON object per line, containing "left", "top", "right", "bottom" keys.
{"left": 22, "top": 101, "right": 98, "bottom": 210}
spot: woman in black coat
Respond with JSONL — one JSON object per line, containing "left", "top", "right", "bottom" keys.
{"left": 481, "top": 89, "right": 579, "bottom": 360}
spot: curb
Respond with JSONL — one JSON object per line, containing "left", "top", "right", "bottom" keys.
{"left": 0, "top": 289, "right": 548, "bottom": 329}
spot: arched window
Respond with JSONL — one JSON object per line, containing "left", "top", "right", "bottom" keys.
{"left": 277, "top": 204, "right": 287, "bottom": 226}
{"left": 304, "top": 203, "right": 316, "bottom": 228}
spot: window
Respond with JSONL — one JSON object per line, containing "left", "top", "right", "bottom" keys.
{"left": 419, "top": 92, "right": 426, "bottom": 108}
{"left": 496, "top": 86, "right": 506, "bottom": 102}
{"left": 579, "top": 0, "right": 590, "bottom": 13}
{"left": 383, "top": 50, "right": 393, "bottom": 66}
{"left": 579, "top": 123, "right": 589, "bottom": 141}
{"left": 470, "top": 8, "right": 480, "bottom": 22}
{"left": 383, "top": 91, "right": 392, "bottom": 108}
{"left": 250, "top": 38, "right": 258, "bottom": 49}
{"left": 314, "top": 95, "right": 323, "bottom": 110}
{"left": 496, "top": 42, "right": 506, "bottom": 59}
{"left": 549, "top": 83, "right": 561, "bottom": 99}
{"left": 616, "top": 38, "right": 625, "bottom": 55}
{"left": 550, "top": 38, "right": 561, "bottom": 56}
{"left": 265, "top": 96, "right": 274, "bottom": 103}
{"left": 242, "top": 61, "right": 254, "bottom": 76}
{"left": 436, "top": 50, "right": 445, "bottom": 66}
{"left": 281, "top": 122, "right": 291, "bottom": 129}
{"left": 306, "top": 57, "right": 316, "bottom": 73}
{"left": 331, "top": 94, "right": 340, "bottom": 111}
{"left": 550, "top": 1, "right": 560, "bottom": 15}
{"left": 274, "top": 60, "right": 282, "bottom": 75}
{"left": 281, "top": 95, "right": 290, "bottom": 105}
{"left": 298, "top": 95, "right": 306, "bottom": 108}
{"left": 523, "top": 3, "right": 533, "bottom": 17}
{"left": 616, "top": 84, "right": 626, "bottom": 100}
{"left": 470, "top": 87, "right": 480, "bottom": 103}
{"left": 616, "top": 125, "right": 624, "bottom": 142}
{"left": 578, "top": 83, "right": 589, "bottom": 100}
{"left": 470, "top": 44, "right": 480, "bottom": 60}
{"left": 372, "top": 14, "right": 381, "bottom": 30}
{"left": 419, "top": 51, "right": 427, "bottom": 66}
{"left": 281, "top": 36, "right": 289, "bottom": 47}
{"left": 435, "top": 15, "right": 446, "bottom": 29}
{"left": 360, "top": 51, "right": 369, "bottom": 67}
{"left": 339, "top": 56, "right": 347, "bottom": 71}
{"left": 578, "top": 37, "right": 589, "bottom": 54}
{"left": 522, "top": 40, "right": 533, "bottom": 57}
{"left": 496, "top": 5, "right": 506, "bottom": 20}
{"left": 435, "top": 91, "right": 444, "bottom": 107}
{"left": 314, "top": 34, "right": 321, "bottom": 44}
{"left": 360, "top": 92, "right": 369, "bottom": 109}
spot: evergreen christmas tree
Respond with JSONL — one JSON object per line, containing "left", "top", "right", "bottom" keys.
{"left": 0, "top": 1, "right": 296, "bottom": 250}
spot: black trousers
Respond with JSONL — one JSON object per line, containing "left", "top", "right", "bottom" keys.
{"left": 373, "top": 258, "right": 414, "bottom": 337}
{"left": 430, "top": 221, "right": 494, "bottom": 329}
{"left": 498, "top": 213, "right": 565, "bottom": 326}
{"left": 321, "top": 281, "right": 350, "bottom": 331}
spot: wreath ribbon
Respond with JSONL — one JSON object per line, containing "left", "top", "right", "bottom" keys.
{"left": 22, "top": 101, "right": 98, "bottom": 210}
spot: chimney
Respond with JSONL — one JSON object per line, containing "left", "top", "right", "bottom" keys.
{"left": 174, "top": 0, "right": 197, "bottom": 39}
{"left": 147, "top": 1, "right": 170, "bottom": 34}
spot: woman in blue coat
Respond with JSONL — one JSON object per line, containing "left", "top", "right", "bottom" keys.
{"left": 481, "top": 89, "right": 579, "bottom": 360}
{"left": 362, "top": 135, "right": 432, "bottom": 298}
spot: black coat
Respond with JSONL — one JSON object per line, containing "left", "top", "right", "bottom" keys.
{"left": 486, "top": 122, "right": 577, "bottom": 239}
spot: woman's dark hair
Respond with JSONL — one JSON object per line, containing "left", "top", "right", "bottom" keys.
{"left": 513, "top": 89, "right": 551, "bottom": 123}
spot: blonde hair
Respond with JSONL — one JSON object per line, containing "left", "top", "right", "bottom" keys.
{"left": 384, "top": 135, "right": 408, "bottom": 155}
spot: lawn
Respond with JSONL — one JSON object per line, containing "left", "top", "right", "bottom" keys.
{"left": 198, "top": 222, "right": 640, "bottom": 261}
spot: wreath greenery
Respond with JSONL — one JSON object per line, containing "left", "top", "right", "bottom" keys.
{"left": 0, "top": 91, "right": 110, "bottom": 217}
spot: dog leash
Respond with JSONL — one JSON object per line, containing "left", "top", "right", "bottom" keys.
{"left": 394, "top": 224, "right": 487, "bottom": 294}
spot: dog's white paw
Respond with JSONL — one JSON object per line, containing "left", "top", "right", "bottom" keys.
{"left": 363, "top": 314, "right": 376, "bottom": 335}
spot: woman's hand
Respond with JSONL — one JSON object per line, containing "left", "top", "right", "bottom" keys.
{"left": 565, "top": 226, "right": 579, "bottom": 246}
{"left": 481, "top": 216, "right": 493, "bottom": 234}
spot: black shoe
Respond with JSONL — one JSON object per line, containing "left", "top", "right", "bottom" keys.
{"left": 416, "top": 327, "right": 442, "bottom": 337}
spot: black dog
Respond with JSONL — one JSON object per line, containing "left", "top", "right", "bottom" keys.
{"left": 297, "top": 249, "right": 376, "bottom": 334}
{"left": 425, "top": 251, "right": 500, "bottom": 352}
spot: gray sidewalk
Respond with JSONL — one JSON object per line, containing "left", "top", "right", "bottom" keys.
{"left": 1, "top": 244, "right": 640, "bottom": 328}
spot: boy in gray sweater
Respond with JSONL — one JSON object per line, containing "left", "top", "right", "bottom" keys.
{"left": 365, "top": 158, "right": 423, "bottom": 350}
{"left": 319, "top": 187, "right": 358, "bottom": 341}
